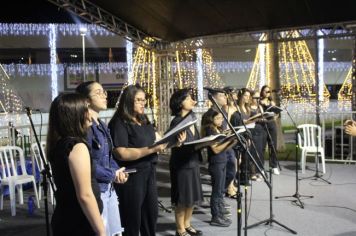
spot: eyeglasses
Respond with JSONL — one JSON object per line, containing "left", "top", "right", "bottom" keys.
{"left": 265, "top": 91, "right": 271, "bottom": 94}
{"left": 134, "top": 98, "right": 147, "bottom": 104}
{"left": 90, "top": 89, "right": 107, "bottom": 97}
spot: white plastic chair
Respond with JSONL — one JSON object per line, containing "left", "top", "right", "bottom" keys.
{"left": 297, "top": 124, "right": 326, "bottom": 174}
{"left": 0, "top": 146, "right": 40, "bottom": 216}
{"left": 31, "top": 142, "right": 55, "bottom": 205}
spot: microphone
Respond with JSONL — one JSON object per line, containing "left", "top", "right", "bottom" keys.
{"left": 203, "top": 87, "right": 225, "bottom": 94}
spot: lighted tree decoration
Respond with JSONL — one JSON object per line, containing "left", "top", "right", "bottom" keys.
{"left": 0, "top": 65, "right": 23, "bottom": 113}
{"left": 337, "top": 67, "right": 352, "bottom": 110}
{"left": 247, "top": 31, "right": 330, "bottom": 109}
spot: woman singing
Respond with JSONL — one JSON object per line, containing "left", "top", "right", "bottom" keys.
{"left": 260, "top": 85, "right": 279, "bottom": 175}
{"left": 76, "top": 81, "right": 128, "bottom": 236}
{"left": 169, "top": 89, "right": 204, "bottom": 236}
{"left": 108, "top": 84, "right": 166, "bottom": 236}
{"left": 47, "top": 93, "right": 105, "bottom": 236}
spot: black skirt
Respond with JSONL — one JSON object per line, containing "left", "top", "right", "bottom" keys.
{"left": 170, "top": 165, "right": 203, "bottom": 207}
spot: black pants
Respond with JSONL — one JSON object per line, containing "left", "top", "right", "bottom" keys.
{"left": 251, "top": 125, "right": 267, "bottom": 171}
{"left": 262, "top": 122, "right": 278, "bottom": 168}
{"left": 224, "top": 149, "right": 236, "bottom": 191}
{"left": 209, "top": 162, "right": 226, "bottom": 217}
{"left": 115, "top": 165, "right": 158, "bottom": 236}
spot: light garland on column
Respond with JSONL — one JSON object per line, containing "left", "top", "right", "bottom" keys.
{"left": 126, "top": 40, "right": 133, "bottom": 85}
{"left": 49, "top": 24, "right": 58, "bottom": 100}
{"left": 196, "top": 49, "right": 204, "bottom": 106}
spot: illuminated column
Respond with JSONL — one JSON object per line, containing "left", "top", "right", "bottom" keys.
{"left": 126, "top": 40, "right": 133, "bottom": 85}
{"left": 49, "top": 24, "right": 58, "bottom": 100}
{"left": 318, "top": 31, "right": 324, "bottom": 102}
{"left": 259, "top": 43, "right": 266, "bottom": 88}
{"left": 196, "top": 48, "right": 204, "bottom": 106}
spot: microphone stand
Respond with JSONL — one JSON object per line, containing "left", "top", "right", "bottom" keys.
{"left": 244, "top": 101, "right": 296, "bottom": 235}
{"left": 208, "top": 92, "right": 271, "bottom": 236}
{"left": 225, "top": 92, "right": 266, "bottom": 236}
{"left": 25, "top": 107, "right": 56, "bottom": 236}
{"left": 274, "top": 106, "right": 313, "bottom": 208}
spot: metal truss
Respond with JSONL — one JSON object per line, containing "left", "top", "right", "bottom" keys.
{"left": 170, "top": 21, "right": 356, "bottom": 50}
{"left": 47, "top": 0, "right": 159, "bottom": 49}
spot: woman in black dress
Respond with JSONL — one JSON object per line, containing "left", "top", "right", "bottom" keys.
{"left": 169, "top": 89, "right": 204, "bottom": 236}
{"left": 230, "top": 88, "right": 252, "bottom": 185}
{"left": 108, "top": 84, "right": 166, "bottom": 236}
{"left": 260, "top": 85, "right": 279, "bottom": 175}
{"left": 47, "top": 93, "right": 105, "bottom": 236}
{"left": 250, "top": 90, "right": 267, "bottom": 180}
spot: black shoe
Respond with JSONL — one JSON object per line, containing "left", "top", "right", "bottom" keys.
{"left": 175, "top": 231, "right": 191, "bottom": 236}
{"left": 221, "top": 215, "right": 232, "bottom": 224}
{"left": 210, "top": 216, "right": 231, "bottom": 227}
{"left": 185, "top": 226, "right": 203, "bottom": 236}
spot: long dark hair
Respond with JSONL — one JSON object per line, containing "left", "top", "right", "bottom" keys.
{"left": 112, "top": 84, "right": 148, "bottom": 124}
{"left": 201, "top": 108, "right": 222, "bottom": 137}
{"left": 46, "top": 93, "right": 89, "bottom": 160}
{"left": 76, "top": 81, "right": 97, "bottom": 98}
{"left": 237, "top": 88, "right": 251, "bottom": 115}
{"left": 169, "top": 88, "right": 191, "bottom": 116}
{"left": 260, "top": 85, "right": 272, "bottom": 101}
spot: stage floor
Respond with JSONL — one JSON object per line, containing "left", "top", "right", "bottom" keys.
{"left": 1, "top": 157, "right": 356, "bottom": 236}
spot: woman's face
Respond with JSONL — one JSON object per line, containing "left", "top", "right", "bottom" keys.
{"left": 241, "top": 91, "right": 251, "bottom": 104}
{"left": 213, "top": 113, "right": 224, "bottom": 127}
{"left": 88, "top": 83, "right": 107, "bottom": 112}
{"left": 252, "top": 91, "right": 259, "bottom": 103}
{"left": 133, "top": 90, "right": 146, "bottom": 115}
{"left": 262, "top": 87, "right": 271, "bottom": 98}
{"left": 181, "top": 94, "right": 196, "bottom": 112}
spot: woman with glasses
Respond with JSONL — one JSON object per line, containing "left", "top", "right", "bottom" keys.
{"left": 76, "top": 81, "right": 128, "bottom": 236}
{"left": 47, "top": 93, "right": 105, "bottom": 236}
{"left": 260, "top": 85, "right": 279, "bottom": 175}
{"left": 108, "top": 84, "right": 167, "bottom": 236}
{"left": 249, "top": 90, "right": 267, "bottom": 181}
{"left": 201, "top": 108, "right": 237, "bottom": 227}
{"left": 169, "top": 89, "right": 204, "bottom": 236}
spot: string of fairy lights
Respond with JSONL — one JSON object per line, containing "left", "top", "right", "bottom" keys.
{"left": 0, "top": 64, "right": 23, "bottom": 113}
{"left": 338, "top": 67, "right": 353, "bottom": 109}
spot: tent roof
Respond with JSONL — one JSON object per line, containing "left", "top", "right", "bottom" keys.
{"left": 1, "top": 0, "right": 355, "bottom": 42}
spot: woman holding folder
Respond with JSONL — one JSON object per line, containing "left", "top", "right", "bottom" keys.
{"left": 108, "top": 84, "right": 167, "bottom": 236}
{"left": 201, "top": 108, "right": 237, "bottom": 227}
{"left": 169, "top": 89, "right": 204, "bottom": 236}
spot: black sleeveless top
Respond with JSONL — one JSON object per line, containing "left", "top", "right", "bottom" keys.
{"left": 50, "top": 137, "right": 103, "bottom": 236}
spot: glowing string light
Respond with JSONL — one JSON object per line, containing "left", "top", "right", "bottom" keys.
{"left": 49, "top": 24, "right": 58, "bottom": 100}
{"left": 196, "top": 48, "right": 204, "bottom": 105}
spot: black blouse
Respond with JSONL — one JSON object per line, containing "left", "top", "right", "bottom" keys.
{"left": 205, "top": 126, "right": 228, "bottom": 164}
{"left": 49, "top": 137, "right": 103, "bottom": 235}
{"left": 170, "top": 114, "right": 202, "bottom": 169}
{"left": 108, "top": 116, "right": 158, "bottom": 169}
